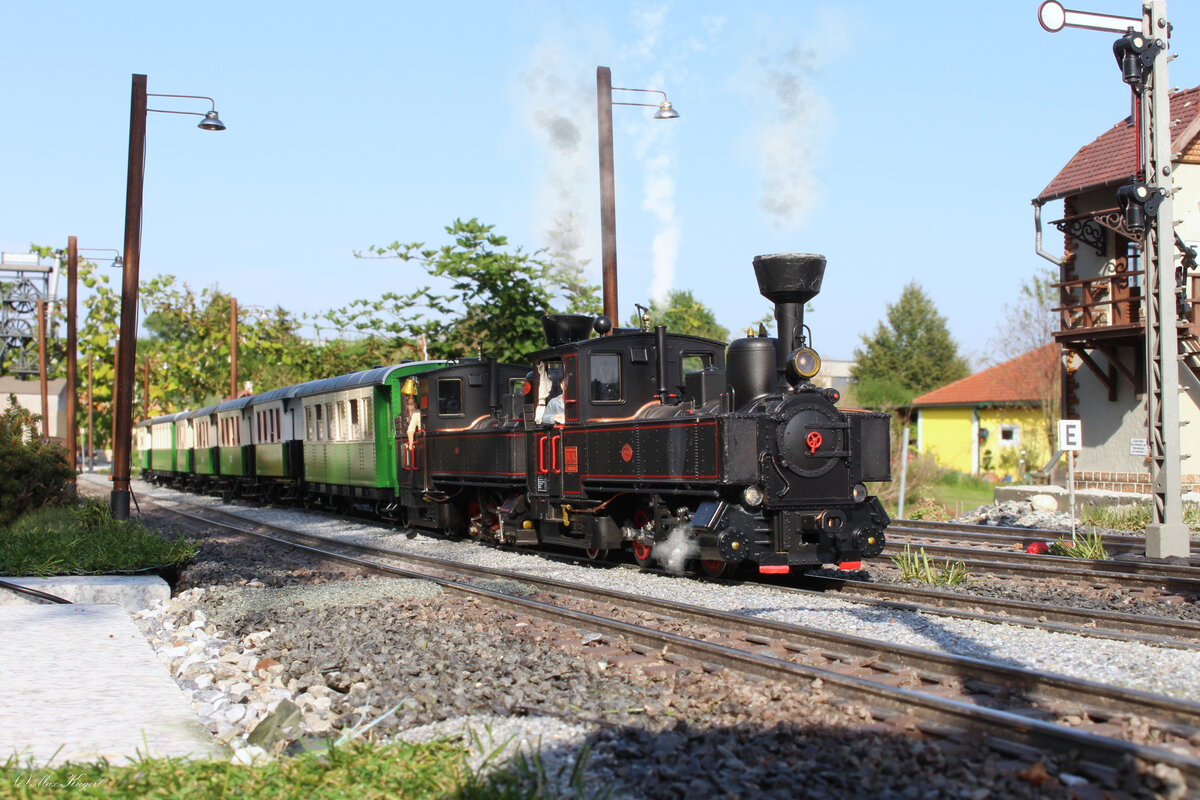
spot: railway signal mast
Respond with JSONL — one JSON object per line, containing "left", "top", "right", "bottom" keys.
{"left": 1039, "top": 1, "right": 1189, "bottom": 558}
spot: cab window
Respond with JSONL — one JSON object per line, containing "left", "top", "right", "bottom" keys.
{"left": 590, "top": 353, "right": 622, "bottom": 403}
{"left": 438, "top": 379, "right": 464, "bottom": 417}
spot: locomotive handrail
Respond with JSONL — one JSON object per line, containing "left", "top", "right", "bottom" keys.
{"left": 551, "top": 435, "right": 560, "bottom": 472}
{"left": 589, "top": 400, "right": 661, "bottom": 423}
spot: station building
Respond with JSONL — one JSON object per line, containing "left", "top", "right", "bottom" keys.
{"left": 1033, "top": 85, "right": 1200, "bottom": 492}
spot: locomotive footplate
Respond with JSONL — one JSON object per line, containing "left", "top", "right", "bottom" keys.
{"left": 692, "top": 498, "right": 887, "bottom": 566}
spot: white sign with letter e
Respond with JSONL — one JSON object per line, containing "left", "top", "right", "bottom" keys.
{"left": 1058, "top": 419, "right": 1082, "bottom": 451}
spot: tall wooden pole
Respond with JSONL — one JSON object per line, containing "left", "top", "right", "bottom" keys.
{"left": 37, "top": 299, "right": 49, "bottom": 439}
{"left": 111, "top": 73, "right": 147, "bottom": 520}
{"left": 67, "top": 236, "right": 78, "bottom": 474}
{"left": 597, "top": 67, "right": 618, "bottom": 326}
{"left": 144, "top": 356, "right": 151, "bottom": 417}
{"left": 230, "top": 296, "right": 238, "bottom": 398}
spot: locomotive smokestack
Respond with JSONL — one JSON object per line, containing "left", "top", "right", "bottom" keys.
{"left": 752, "top": 253, "right": 826, "bottom": 385}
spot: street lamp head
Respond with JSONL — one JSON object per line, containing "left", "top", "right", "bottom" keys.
{"left": 198, "top": 110, "right": 226, "bottom": 131}
{"left": 654, "top": 101, "right": 679, "bottom": 120}
{"left": 112, "top": 255, "right": 124, "bottom": 269}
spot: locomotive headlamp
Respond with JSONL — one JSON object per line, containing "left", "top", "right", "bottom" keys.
{"left": 741, "top": 485, "right": 764, "bottom": 508}
{"left": 787, "top": 347, "right": 821, "bottom": 382}
{"left": 852, "top": 483, "right": 868, "bottom": 503}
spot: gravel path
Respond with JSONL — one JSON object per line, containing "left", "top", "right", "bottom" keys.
{"left": 96, "top": 477, "right": 1192, "bottom": 798}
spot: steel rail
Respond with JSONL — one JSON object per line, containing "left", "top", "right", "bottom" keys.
{"left": 885, "top": 542, "right": 1200, "bottom": 593}
{"left": 152, "top": 498, "right": 1200, "bottom": 776}
{"left": 801, "top": 574, "right": 1200, "bottom": 646}
{"left": 892, "top": 518, "right": 1200, "bottom": 557}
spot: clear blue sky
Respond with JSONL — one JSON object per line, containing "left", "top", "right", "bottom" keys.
{"left": 4, "top": 1, "right": 1196, "bottom": 364}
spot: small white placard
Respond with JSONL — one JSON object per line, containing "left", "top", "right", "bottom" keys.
{"left": 1129, "top": 437, "right": 1148, "bottom": 456}
{"left": 1058, "top": 419, "right": 1082, "bottom": 451}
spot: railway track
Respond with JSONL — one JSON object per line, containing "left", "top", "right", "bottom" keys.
{"left": 138, "top": 491, "right": 1200, "bottom": 788}
{"left": 889, "top": 518, "right": 1200, "bottom": 560}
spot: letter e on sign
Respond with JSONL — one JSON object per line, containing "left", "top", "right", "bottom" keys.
{"left": 1058, "top": 419, "right": 1082, "bottom": 452}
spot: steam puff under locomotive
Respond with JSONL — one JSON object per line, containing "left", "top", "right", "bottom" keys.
{"left": 138, "top": 253, "right": 892, "bottom": 577}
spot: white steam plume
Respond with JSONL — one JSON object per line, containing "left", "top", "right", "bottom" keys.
{"left": 517, "top": 42, "right": 596, "bottom": 276}
{"left": 747, "top": 40, "right": 835, "bottom": 230}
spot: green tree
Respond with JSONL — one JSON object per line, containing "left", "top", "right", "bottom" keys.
{"left": 337, "top": 218, "right": 599, "bottom": 364}
{"left": 851, "top": 282, "right": 969, "bottom": 407}
{"left": 625, "top": 289, "right": 730, "bottom": 342}
{"left": 139, "top": 279, "right": 311, "bottom": 412}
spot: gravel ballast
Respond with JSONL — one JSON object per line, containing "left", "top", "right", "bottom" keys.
{"left": 106, "top": 477, "right": 1193, "bottom": 798}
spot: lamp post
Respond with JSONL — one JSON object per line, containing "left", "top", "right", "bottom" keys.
{"left": 596, "top": 66, "right": 678, "bottom": 327}
{"left": 69, "top": 246, "right": 122, "bottom": 476}
{"left": 110, "top": 73, "right": 225, "bottom": 520}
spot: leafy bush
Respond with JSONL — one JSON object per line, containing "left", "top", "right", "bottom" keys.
{"left": 906, "top": 497, "right": 952, "bottom": 522}
{"left": 0, "top": 498, "right": 196, "bottom": 576}
{"left": 0, "top": 394, "right": 73, "bottom": 527}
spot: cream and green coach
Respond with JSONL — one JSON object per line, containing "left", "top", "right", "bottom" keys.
{"left": 295, "top": 362, "right": 445, "bottom": 512}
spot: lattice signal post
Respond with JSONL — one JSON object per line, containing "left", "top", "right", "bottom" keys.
{"left": 1039, "top": 1, "right": 1189, "bottom": 558}
{"left": 0, "top": 252, "right": 57, "bottom": 376}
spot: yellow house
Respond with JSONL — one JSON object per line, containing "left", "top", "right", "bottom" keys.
{"left": 910, "top": 345, "right": 1058, "bottom": 480}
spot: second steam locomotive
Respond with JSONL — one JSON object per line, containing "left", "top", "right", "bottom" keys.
{"left": 139, "top": 253, "right": 892, "bottom": 576}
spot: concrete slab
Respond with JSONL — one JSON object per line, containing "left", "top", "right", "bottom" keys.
{"left": 0, "top": 603, "right": 221, "bottom": 766}
{"left": 993, "top": 484, "right": 1151, "bottom": 511}
{"left": 0, "top": 576, "right": 170, "bottom": 613}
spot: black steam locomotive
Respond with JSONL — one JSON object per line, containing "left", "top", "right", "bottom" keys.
{"left": 410, "top": 252, "right": 891, "bottom": 576}
{"left": 140, "top": 253, "right": 891, "bottom": 577}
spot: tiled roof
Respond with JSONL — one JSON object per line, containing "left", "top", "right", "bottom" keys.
{"left": 911, "top": 345, "right": 1059, "bottom": 407}
{"left": 1037, "top": 86, "right": 1200, "bottom": 202}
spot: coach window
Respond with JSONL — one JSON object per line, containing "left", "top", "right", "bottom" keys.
{"left": 349, "top": 398, "right": 360, "bottom": 439}
{"left": 338, "top": 401, "right": 349, "bottom": 441}
{"left": 363, "top": 397, "right": 373, "bottom": 437}
{"left": 315, "top": 404, "right": 324, "bottom": 441}
{"left": 325, "top": 402, "right": 336, "bottom": 440}
{"left": 307, "top": 407, "right": 316, "bottom": 441}
{"left": 590, "top": 353, "right": 623, "bottom": 403}
{"left": 438, "top": 379, "right": 464, "bottom": 417}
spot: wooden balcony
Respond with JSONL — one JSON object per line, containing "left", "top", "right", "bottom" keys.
{"left": 1053, "top": 270, "right": 1200, "bottom": 345}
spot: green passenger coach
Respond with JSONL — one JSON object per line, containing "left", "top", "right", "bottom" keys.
{"left": 187, "top": 404, "right": 221, "bottom": 481}
{"left": 295, "top": 362, "right": 445, "bottom": 512}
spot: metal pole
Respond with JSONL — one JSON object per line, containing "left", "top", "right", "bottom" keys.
{"left": 1141, "top": 0, "right": 1189, "bottom": 558}
{"left": 87, "top": 353, "right": 94, "bottom": 472}
{"left": 897, "top": 424, "right": 910, "bottom": 520}
{"left": 597, "top": 66, "right": 618, "bottom": 327}
{"left": 67, "top": 236, "right": 78, "bottom": 476}
{"left": 1069, "top": 449, "right": 1077, "bottom": 543}
{"left": 37, "top": 299, "right": 49, "bottom": 440}
{"left": 230, "top": 296, "right": 238, "bottom": 398}
{"left": 111, "top": 73, "right": 148, "bottom": 520}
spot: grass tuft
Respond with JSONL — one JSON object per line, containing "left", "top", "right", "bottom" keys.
{"left": 891, "top": 545, "right": 969, "bottom": 586}
{"left": 0, "top": 733, "right": 604, "bottom": 800}
{"left": 1048, "top": 528, "right": 1109, "bottom": 560}
{"left": 0, "top": 498, "right": 196, "bottom": 577}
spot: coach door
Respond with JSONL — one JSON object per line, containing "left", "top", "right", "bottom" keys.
{"left": 531, "top": 427, "right": 564, "bottom": 499}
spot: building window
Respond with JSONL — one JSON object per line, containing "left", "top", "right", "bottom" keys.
{"left": 999, "top": 424, "right": 1021, "bottom": 447}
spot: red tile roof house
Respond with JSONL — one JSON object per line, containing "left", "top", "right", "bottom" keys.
{"left": 910, "top": 346, "right": 1058, "bottom": 481}
{"left": 1032, "top": 86, "right": 1200, "bottom": 493}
